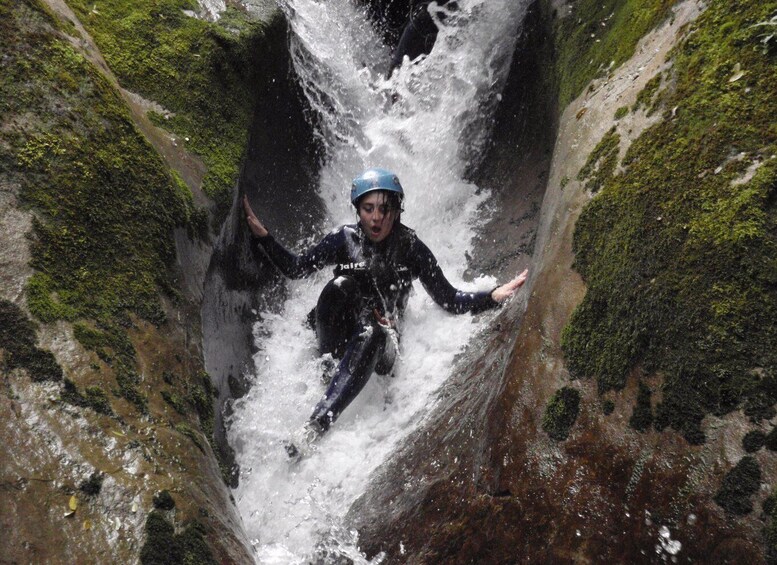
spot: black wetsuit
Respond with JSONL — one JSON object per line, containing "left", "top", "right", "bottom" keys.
{"left": 388, "top": 0, "right": 455, "bottom": 76}
{"left": 254, "top": 222, "right": 497, "bottom": 431}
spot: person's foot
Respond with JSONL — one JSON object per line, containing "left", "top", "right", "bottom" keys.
{"left": 284, "top": 421, "right": 324, "bottom": 460}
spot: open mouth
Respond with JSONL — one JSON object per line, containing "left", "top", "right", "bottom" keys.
{"left": 371, "top": 226, "right": 382, "bottom": 235}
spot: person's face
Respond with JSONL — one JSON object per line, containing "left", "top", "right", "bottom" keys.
{"left": 358, "top": 191, "right": 396, "bottom": 243}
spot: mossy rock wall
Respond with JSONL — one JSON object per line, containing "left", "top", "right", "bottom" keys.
{"left": 0, "top": 0, "right": 289, "bottom": 560}
{"left": 561, "top": 0, "right": 777, "bottom": 445}
{"left": 349, "top": 0, "right": 777, "bottom": 562}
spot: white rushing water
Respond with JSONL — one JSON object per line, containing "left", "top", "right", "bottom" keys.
{"left": 228, "top": 1, "right": 528, "bottom": 562}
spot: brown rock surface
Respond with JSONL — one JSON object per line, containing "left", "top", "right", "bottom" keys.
{"left": 348, "top": 2, "right": 772, "bottom": 562}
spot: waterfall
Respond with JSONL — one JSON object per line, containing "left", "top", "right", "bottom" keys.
{"left": 228, "top": 1, "right": 529, "bottom": 561}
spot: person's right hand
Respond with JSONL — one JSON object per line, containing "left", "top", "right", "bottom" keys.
{"left": 243, "top": 195, "right": 268, "bottom": 237}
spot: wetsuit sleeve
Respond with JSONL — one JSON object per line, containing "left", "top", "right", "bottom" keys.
{"left": 253, "top": 230, "right": 342, "bottom": 279}
{"left": 412, "top": 237, "right": 498, "bottom": 314}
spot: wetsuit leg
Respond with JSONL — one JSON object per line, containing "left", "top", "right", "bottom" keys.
{"left": 310, "top": 320, "right": 388, "bottom": 431}
{"left": 315, "top": 276, "right": 361, "bottom": 359}
{"left": 387, "top": 7, "right": 439, "bottom": 76}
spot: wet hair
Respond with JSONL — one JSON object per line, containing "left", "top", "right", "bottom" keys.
{"left": 354, "top": 190, "right": 403, "bottom": 218}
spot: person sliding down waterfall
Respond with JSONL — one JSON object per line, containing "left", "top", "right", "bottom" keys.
{"left": 243, "top": 168, "right": 528, "bottom": 458}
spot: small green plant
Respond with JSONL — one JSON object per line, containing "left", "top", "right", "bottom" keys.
{"left": 614, "top": 106, "right": 629, "bottom": 120}
{"left": 765, "top": 427, "right": 777, "bottom": 451}
{"left": 162, "top": 390, "right": 188, "bottom": 414}
{"left": 542, "top": 387, "right": 581, "bottom": 441}
{"left": 742, "top": 429, "right": 766, "bottom": 453}
{"left": 140, "top": 510, "right": 217, "bottom": 565}
{"left": 176, "top": 423, "right": 204, "bottom": 452}
{"left": 79, "top": 472, "right": 104, "bottom": 496}
{"left": 713, "top": 456, "right": 761, "bottom": 515}
{"left": 153, "top": 490, "right": 176, "bottom": 511}
{"left": 84, "top": 386, "right": 113, "bottom": 415}
{"left": 632, "top": 74, "right": 662, "bottom": 113}
{"left": 576, "top": 127, "right": 621, "bottom": 193}
{"left": 629, "top": 382, "right": 653, "bottom": 432}
{"left": 61, "top": 380, "right": 112, "bottom": 415}
{"left": 765, "top": 491, "right": 777, "bottom": 563}
{"left": 0, "top": 300, "right": 62, "bottom": 382}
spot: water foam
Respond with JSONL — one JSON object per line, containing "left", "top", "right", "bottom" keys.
{"left": 229, "top": 1, "right": 528, "bottom": 561}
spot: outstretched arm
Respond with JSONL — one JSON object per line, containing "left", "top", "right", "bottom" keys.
{"left": 243, "top": 194, "right": 342, "bottom": 279}
{"left": 491, "top": 269, "right": 529, "bottom": 303}
{"left": 243, "top": 195, "right": 268, "bottom": 238}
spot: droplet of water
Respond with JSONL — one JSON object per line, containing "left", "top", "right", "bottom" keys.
{"left": 687, "top": 513, "right": 697, "bottom": 526}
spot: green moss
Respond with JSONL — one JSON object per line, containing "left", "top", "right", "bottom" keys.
{"left": 116, "top": 366, "right": 148, "bottom": 413}
{"left": 542, "top": 387, "right": 581, "bottom": 441}
{"left": 79, "top": 472, "right": 104, "bottom": 496}
{"left": 765, "top": 492, "right": 777, "bottom": 516}
{"left": 76, "top": 321, "right": 148, "bottom": 412}
{"left": 576, "top": 127, "right": 621, "bottom": 193}
{"left": 743, "top": 375, "right": 777, "bottom": 422}
{"left": 614, "top": 106, "right": 629, "bottom": 120}
{"left": 84, "top": 386, "right": 113, "bottom": 415}
{"left": 176, "top": 520, "right": 217, "bottom": 565}
{"left": 1, "top": 0, "right": 210, "bottom": 415}
{"left": 61, "top": 378, "right": 84, "bottom": 405}
{"left": 765, "top": 427, "right": 777, "bottom": 451}
{"left": 629, "top": 382, "right": 654, "bottom": 432}
{"left": 713, "top": 456, "right": 761, "bottom": 515}
{"left": 742, "top": 429, "right": 766, "bottom": 453}
{"left": 64, "top": 0, "right": 281, "bottom": 220}
{"left": 766, "top": 486, "right": 777, "bottom": 564}
{"left": 61, "top": 378, "right": 114, "bottom": 415}
{"left": 0, "top": 299, "right": 62, "bottom": 382}
{"left": 190, "top": 371, "right": 217, "bottom": 438}
{"left": 141, "top": 509, "right": 217, "bottom": 565}
{"left": 176, "top": 423, "right": 205, "bottom": 452}
{"left": 26, "top": 273, "right": 78, "bottom": 322}
{"left": 162, "top": 370, "right": 215, "bottom": 433}
{"left": 162, "top": 390, "right": 188, "bottom": 414}
{"left": 77, "top": 321, "right": 149, "bottom": 411}
{"left": 562, "top": 0, "right": 777, "bottom": 444}
{"left": 632, "top": 74, "right": 662, "bottom": 113}
{"left": 552, "top": 0, "right": 679, "bottom": 109}
{"left": 140, "top": 511, "right": 176, "bottom": 565}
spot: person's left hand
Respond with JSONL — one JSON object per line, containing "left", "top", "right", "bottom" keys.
{"left": 491, "top": 268, "right": 529, "bottom": 303}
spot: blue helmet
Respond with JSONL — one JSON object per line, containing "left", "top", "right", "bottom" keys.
{"left": 350, "top": 168, "right": 404, "bottom": 206}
